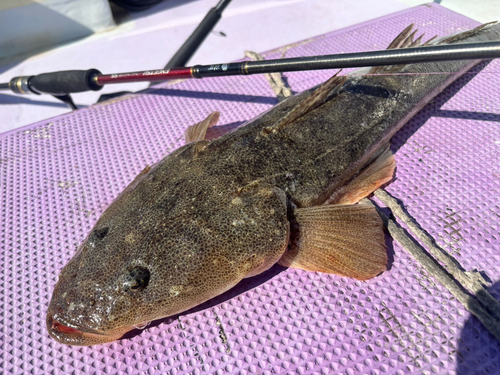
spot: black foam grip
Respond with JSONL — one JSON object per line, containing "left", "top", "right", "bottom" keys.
{"left": 28, "top": 69, "right": 102, "bottom": 95}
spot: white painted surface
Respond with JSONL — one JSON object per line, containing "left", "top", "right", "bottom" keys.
{"left": 0, "top": 0, "right": 115, "bottom": 59}
{"left": 399, "top": 0, "right": 500, "bottom": 22}
{"left": 0, "top": 0, "right": 498, "bottom": 133}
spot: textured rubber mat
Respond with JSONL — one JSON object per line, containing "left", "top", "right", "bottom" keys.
{"left": 1, "top": 3, "right": 500, "bottom": 374}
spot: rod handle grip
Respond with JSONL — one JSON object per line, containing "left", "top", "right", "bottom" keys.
{"left": 28, "top": 69, "right": 102, "bottom": 95}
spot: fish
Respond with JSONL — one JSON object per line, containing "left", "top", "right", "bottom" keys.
{"left": 47, "top": 22, "right": 500, "bottom": 345}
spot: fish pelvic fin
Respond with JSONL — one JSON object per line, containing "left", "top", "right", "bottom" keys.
{"left": 279, "top": 204, "right": 387, "bottom": 280}
{"left": 328, "top": 145, "right": 396, "bottom": 205}
{"left": 262, "top": 72, "right": 346, "bottom": 135}
{"left": 184, "top": 111, "right": 220, "bottom": 143}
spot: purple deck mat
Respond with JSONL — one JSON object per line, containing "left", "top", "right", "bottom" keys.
{"left": 1, "top": 3, "right": 500, "bottom": 374}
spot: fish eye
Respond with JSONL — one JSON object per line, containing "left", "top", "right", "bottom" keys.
{"left": 124, "top": 267, "right": 150, "bottom": 292}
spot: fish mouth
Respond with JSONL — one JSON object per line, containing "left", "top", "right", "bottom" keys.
{"left": 46, "top": 313, "right": 126, "bottom": 346}
{"left": 51, "top": 319, "right": 83, "bottom": 335}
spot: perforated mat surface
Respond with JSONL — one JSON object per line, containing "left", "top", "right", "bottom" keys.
{"left": 1, "top": 4, "right": 500, "bottom": 374}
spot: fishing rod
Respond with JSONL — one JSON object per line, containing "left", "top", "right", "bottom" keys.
{"left": 163, "top": 0, "right": 232, "bottom": 70}
{"left": 0, "top": 0, "right": 233, "bottom": 109}
{"left": 2, "top": 40, "right": 500, "bottom": 104}
{"left": 143, "top": 0, "right": 232, "bottom": 90}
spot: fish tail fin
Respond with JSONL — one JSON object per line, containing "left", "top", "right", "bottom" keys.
{"left": 279, "top": 204, "right": 387, "bottom": 280}
{"left": 328, "top": 145, "right": 396, "bottom": 205}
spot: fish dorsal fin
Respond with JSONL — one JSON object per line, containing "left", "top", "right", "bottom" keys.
{"left": 439, "top": 21, "right": 498, "bottom": 44}
{"left": 386, "top": 24, "right": 415, "bottom": 49}
{"left": 279, "top": 204, "right": 387, "bottom": 280}
{"left": 328, "top": 145, "right": 396, "bottom": 205}
{"left": 184, "top": 111, "right": 220, "bottom": 143}
{"left": 262, "top": 72, "right": 346, "bottom": 135}
{"left": 422, "top": 35, "right": 437, "bottom": 46}
{"left": 370, "top": 24, "right": 437, "bottom": 74}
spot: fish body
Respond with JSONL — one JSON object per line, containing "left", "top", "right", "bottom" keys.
{"left": 47, "top": 23, "right": 500, "bottom": 345}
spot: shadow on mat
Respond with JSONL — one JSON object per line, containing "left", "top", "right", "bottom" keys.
{"left": 378, "top": 206, "right": 396, "bottom": 271}
{"left": 433, "top": 109, "right": 500, "bottom": 122}
{"left": 145, "top": 88, "right": 279, "bottom": 106}
{"left": 390, "top": 60, "right": 494, "bottom": 153}
{"left": 0, "top": 93, "right": 83, "bottom": 108}
{"left": 456, "top": 280, "right": 500, "bottom": 374}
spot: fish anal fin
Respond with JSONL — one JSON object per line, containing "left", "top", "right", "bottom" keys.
{"left": 329, "top": 146, "right": 396, "bottom": 205}
{"left": 279, "top": 204, "right": 387, "bottom": 280}
{"left": 184, "top": 111, "right": 220, "bottom": 143}
{"left": 262, "top": 72, "right": 346, "bottom": 135}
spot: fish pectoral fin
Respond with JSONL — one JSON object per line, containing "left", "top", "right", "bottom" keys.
{"left": 329, "top": 145, "right": 396, "bottom": 205}
{"left": 184, "top": 111, "right": 220, "bottom": 143}
{"left": 262, "top": 71, "right": 346, "bottom": 135}
{"left": 279, "top": 204, "right": 387, "bottom": 280}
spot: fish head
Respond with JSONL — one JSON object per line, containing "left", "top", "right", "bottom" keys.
{"left": 46, "top": 221, "right": 159, "bottom": 346}
{"left": 47, "top": 158, "right": 290, "bottom": 346}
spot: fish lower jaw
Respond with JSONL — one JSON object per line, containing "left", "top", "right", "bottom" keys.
{"left": 51, "top": 320, "right": 83, "bottom": 334}
{"left": 48, "top": 313, "right": 101, "bottom": 335}
{"left": 46, "top": 313, "right": 125, "bottom": 346}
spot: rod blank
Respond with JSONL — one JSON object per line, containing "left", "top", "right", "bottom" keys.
{"left": 2, "top": 40, "right": 500, "bottom": 95}
{"left": 97, "top": 40, "right": 500, "bottom": 85}
{"left": 213, "top": 40, "right": 500, "bottom": 76}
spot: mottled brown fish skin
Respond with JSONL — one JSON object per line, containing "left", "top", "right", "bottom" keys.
{"left": 47, "top": 143, "right": 291, "bottom": 345}
{"left": 47, "top": 23, "right": 500, "bottom": 345}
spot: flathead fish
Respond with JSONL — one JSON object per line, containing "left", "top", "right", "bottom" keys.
{"left": 47, "top": 23, "right": 500, "bottom": 345}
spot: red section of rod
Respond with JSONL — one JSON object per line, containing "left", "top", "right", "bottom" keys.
{"left": 95, "top": 67, "right": 194, "bottom": 85}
